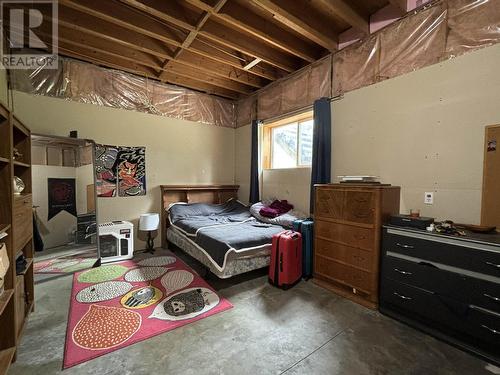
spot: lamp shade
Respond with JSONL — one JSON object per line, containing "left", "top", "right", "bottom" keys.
{"left": 139, "top": 213, "right": 159, "bottom": 231}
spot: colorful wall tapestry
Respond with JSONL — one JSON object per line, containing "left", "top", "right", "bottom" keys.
{"left": 95, "top": 144, "right": 146, "bottom": 197}
{"left": 47, "top": 178, "right": 77, "bottom": 220}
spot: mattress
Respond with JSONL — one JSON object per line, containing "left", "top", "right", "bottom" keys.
{"left": 167, "top": 226, "right": 271, "bottom": 279}
{"left": 167, "top": 200, "right": 285, "bottom": 278}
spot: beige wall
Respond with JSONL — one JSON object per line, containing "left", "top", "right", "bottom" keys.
{"left": 236, "top": 43, "right": 500, "bottom": 223}
{"left": 75, "top": 164, "right": 94, "bottom": 214}
{"left": 13, "top": 92, "right": 235, "bottom": 250}
{"left": 234, "top": 124, "right": 251, "bottom": 205}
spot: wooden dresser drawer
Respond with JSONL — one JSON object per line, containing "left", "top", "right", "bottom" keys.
{"left": 315, "top": 189, "right": 344, "bottom": 219}
{"left": 343, "top": 191, "right": 375, "bottom": 224}
{"left": 315, "top": 256, "right": 373, "bottom": 292}
{"left": 316, "top": 239, "right": 373, "bottom": 272}
{"left": 316, "top": 221, "right": 374, "bottom": 250}
{"left": 13, "top": 194, "right": 32, "bottom": 251}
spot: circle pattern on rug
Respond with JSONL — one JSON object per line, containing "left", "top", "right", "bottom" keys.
{"left": 137, "top": 256, "right": 176, "bottom": 267}
{"left": 76, "top": 281, "right": 133, "bottom": 303}
{"left": 77, "top": 265, "right": 129, "bottom": 283}
{"left": 161, "top": 270, "right": 194, "bottom": 294}
{"left": 149, "top": 287, "right": 220, "bottom": 321}
{"left": 120, "top": 286, "right": 163, "bottom": 309}
{"left": 124, "top": 267, "right": 168, "bottom": 282}
{"left": 73, "top": 305, "right": 141, "bottom": 350}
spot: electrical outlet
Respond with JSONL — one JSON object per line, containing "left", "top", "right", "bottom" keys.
{"left": 424, "top": 192, "right": 434, "bottom": 205}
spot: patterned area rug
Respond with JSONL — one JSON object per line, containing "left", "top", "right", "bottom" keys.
{"left": 64, "top": 252, "right": 233, "bottom": 369}
{"left": 34, "top": 257, "right": 97, "bottom": 274}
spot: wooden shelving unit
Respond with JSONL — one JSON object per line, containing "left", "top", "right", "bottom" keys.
{"left": 0, "top": 103, "right": 34, "bottom": 375}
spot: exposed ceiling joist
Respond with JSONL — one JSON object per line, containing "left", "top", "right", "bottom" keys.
{"left": 54, "top": 5, "right": 270, "bottom": 87}
{"left": 250, "top": 0, "right": 338, "bottom": 51}
{"left": 159, "top": 0, "right": 228, "bottom": 80}
{"left": 119, "top": 0, "right": 196, "bottom": 31}
{"left": 185, "top": 0, "right": 318, "bottom": 62}
{"left": 60, "top": 0, "right": 291, "bottom": 78}
{"left": 17, "top": 0, "right": 397, "bottom": 100}
{"left": 315, "top": 0, "right": 369, "bottom": 34}
{"left": 60, "top": 0, "right": 185, "bottom": 47}
{"left": 200, "top": 19, "right": 299, "bottom": 72}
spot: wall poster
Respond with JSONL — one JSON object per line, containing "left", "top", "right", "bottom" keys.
{"left": 95, "top": 144, "right": 146, "bottom": 197}
{"left": 47, "top": 178, "right": 77, "bottom": 220}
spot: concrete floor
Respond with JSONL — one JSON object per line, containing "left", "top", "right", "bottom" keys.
{"left": 9, "top": 249, "right": 498, "bottom": 375}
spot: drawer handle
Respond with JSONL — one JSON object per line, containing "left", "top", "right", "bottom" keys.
{"left": 393, "top": 292, "right": 412, "bottom": 300}
{"left": 396, "top": 243, "right": 414, "bottom": 249}
{"left": 484, "top": 293, "right": 500, "bottom": 302}
{"left": 394, "top": 268, "right": 412, "bottom": 275}
{"left": 481, "top": 325, "right": 500, "bottom": 335}
{"left": 485, "top": 262, "right": 500, "bottom": 269}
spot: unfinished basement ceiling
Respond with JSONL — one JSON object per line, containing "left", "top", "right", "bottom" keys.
{"left": 35, "top": 0, "right": 409, "bottom": 100}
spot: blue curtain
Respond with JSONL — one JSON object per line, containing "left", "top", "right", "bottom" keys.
{"left": 249, "top": 120, "right": 260, "bottom": 204}
{"left": 310, "top": 98, "right": 332, "bottom": 213}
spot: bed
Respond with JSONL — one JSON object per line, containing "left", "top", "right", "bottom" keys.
{"left": 160, "top": 185, "right": 285, "bottom": 278}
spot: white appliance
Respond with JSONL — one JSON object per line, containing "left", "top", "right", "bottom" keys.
{"left": 98, "top": 221, "right": 134, "bottom": 263}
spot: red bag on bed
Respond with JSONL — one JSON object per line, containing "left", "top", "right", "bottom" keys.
{"left": 269, "top": 230, "right": 302, "bottom": 289}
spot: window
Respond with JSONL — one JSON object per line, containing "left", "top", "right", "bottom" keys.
{"left": 262, "top": 112, "right": 313, "bottom": 169}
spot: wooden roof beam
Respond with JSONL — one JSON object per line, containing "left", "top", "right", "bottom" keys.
{"left": 250, "top": 0, "right": 338, "bottom": 51}
{"left": 119, "top": 0, "right": 197, "bottom": 31}
{"left": 59, "top": 0, "right": 186, "bottom": 47}
{"left": 200, "top": 19, "right": 300, "bottom": 72}
{"left": 58, "top": 2, "right": 277, "bottom": 83}
{"left": 185, "top": 0, "right": 318, "bottom": 62}
{"left": 315, "top": 0, "right": 369, "bottom": 34}
{"left": 47, "top": 27, "right": 254, "bottom": 95}
{"left": 159, "top": 0, "right": 228, "bottom": 80}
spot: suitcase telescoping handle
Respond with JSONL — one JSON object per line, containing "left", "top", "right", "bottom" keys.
{"left": 274, "top": 234, "right": 281, "bottom": 285}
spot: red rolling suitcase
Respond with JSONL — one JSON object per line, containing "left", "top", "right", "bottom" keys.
{"left": 269, "top": 230, "right": 302, "bottom": 289}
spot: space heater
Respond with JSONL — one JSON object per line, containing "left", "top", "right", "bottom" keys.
{"left": 98, "top": 221, "right": 134, "bottom": 263}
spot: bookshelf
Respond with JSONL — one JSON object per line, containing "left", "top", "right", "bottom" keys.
{"left": 0, "top": 104, "right": 34, "bottom": 375}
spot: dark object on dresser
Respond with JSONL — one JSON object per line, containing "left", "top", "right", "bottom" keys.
{"left": 313, "top": 184, "right": 400, "bottom": 309}
{"left": 380, "top": 226, "right": 500, "bottom": 366}
{"left": 390, "top": 214, "right": 434, "bottom": 230}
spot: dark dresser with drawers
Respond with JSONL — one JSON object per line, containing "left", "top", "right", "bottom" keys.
{"left": 380, "top": 226, "right": 500, "bottom": 365}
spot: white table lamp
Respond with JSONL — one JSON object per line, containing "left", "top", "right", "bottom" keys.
{"left": 139, "top": 213, "right": 159, "bottom": 254}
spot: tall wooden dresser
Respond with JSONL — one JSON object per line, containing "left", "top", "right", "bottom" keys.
{"left": 313, "top": 184, "right": 400, "bottom": 309}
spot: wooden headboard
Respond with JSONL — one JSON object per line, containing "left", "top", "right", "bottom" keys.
{"left": 160, "top": 184, "right": 239, "bottom": 248}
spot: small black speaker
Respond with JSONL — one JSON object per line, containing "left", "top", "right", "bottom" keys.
{"left": 69, "top": 130, "right": 78, "bottom": 138}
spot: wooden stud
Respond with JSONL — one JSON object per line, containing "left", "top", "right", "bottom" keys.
{"left": 186, "top": 0, "right": 319, "bottom": 62}
{"left": 315, "top": 0, "right": 369, "bottom": 34}
{"left": 250, "top": 0, "right": 338, "bottom": 51}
